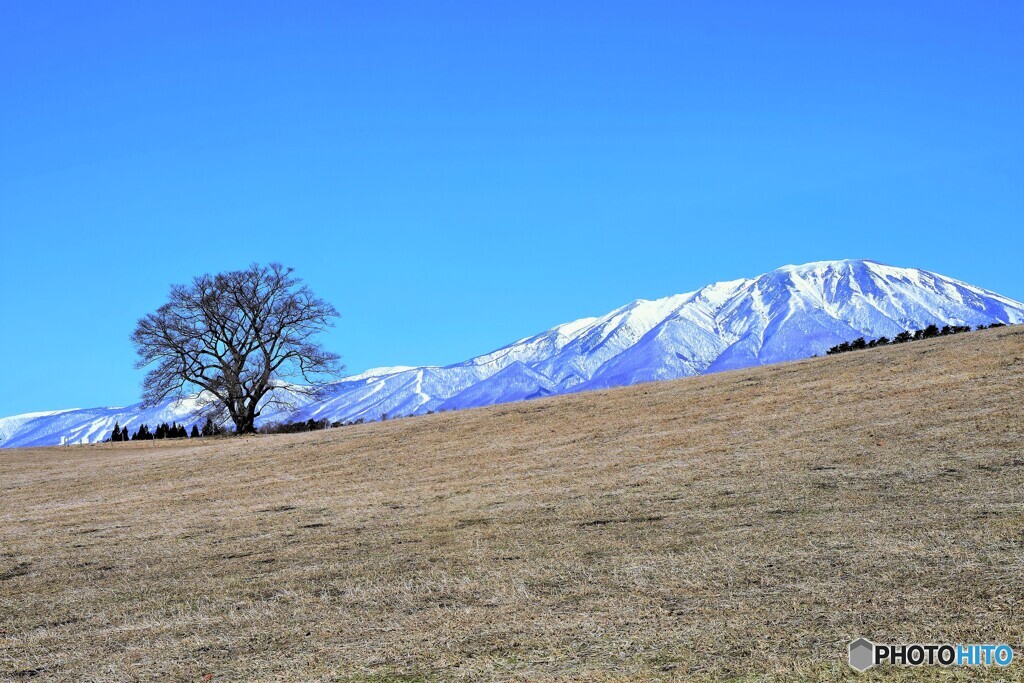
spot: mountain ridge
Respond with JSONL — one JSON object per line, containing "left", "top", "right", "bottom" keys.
{"left": 3, "top": 259, "right": 1022, "bottom": 447}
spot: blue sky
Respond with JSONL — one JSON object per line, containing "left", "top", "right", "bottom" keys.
{"left": 1, "top": 1, "right": 1022, "bottom": 416}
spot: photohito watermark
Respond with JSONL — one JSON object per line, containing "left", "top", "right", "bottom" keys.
{"left": 848, "top": 638, "right": 1014, "bottom": 672}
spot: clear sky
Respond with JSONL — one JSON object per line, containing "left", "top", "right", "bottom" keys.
{"left": 1, "top": 1, "right": 1022, "bottom": 416}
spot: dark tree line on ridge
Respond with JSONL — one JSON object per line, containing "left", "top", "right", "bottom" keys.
{"left": 825, "top": 322, "right": 1007, "bottom": 356}
{"left": 107, "top": 417, "right": 224, "bottom": 442}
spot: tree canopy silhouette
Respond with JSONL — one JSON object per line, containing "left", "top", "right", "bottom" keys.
{"left": 131, "top": 263, "right": 342, "bottom": 434}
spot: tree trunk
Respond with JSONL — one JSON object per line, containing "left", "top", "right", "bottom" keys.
{"left": 234, "top": 408, "right": 257, "bottom": 434}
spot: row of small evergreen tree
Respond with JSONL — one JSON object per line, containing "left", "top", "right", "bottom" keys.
{"left": 825, "top": 322, "right": 1005, "bottom": 356}
{"left": 109, "top": 412, "right": 396, "bottom": 441}
{"left": 108, "top": 417, "right": 224, "bottom": 442}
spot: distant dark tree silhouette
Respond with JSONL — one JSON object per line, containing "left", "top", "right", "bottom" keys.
{"left": 190, "top": 424, "right": 200, "bottom": 438}
{"left": 110, "top": 422, "right": 122, "bottom": 442}
{"left": 132, "top": 263, "right": 343, "bottom": 435}
{"left": 850, "top": 337, "right": 867, "bottom": 350}
{"left": 893, "top": 331, "right": 913, "bottom": 344}
{"left": 922, "top": 324, "right": 940, "bottom": 338}
{"left": 201, "top": 416, "right": 221, "bottom": 437}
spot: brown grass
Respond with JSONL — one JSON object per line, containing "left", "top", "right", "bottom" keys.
{"left": 2, "top": 327, "right": 1023, "bottom": 682}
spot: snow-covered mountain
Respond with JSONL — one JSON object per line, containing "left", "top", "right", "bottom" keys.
{"left": 3, "top": 259, "right": 1022, "bottom": 448}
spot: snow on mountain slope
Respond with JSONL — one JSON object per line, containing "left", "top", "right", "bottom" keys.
{"left": 441, "top": 362, "right": 556, "bottom": 410}
{"left": 0, "top": 409, "right": 80, "bottom": 445}
{"left": 3, "top": 259, "right": 1022, "bottom": 448}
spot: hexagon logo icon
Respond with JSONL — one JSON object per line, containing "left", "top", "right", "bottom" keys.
{"left": 849, "top": 638, "right": 875, "bottom": 672}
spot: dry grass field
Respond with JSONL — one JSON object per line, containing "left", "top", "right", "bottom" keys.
{"left": 2, "top": 327, "right": 1023, "bottom": 682}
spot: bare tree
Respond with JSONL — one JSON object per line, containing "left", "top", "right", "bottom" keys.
{"left": 132, "top": 263, "right": 342, "bottom": 434}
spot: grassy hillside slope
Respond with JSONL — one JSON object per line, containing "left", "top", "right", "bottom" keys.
{"left": 2, "top": 327, "right": 1023, "bottom": 682}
